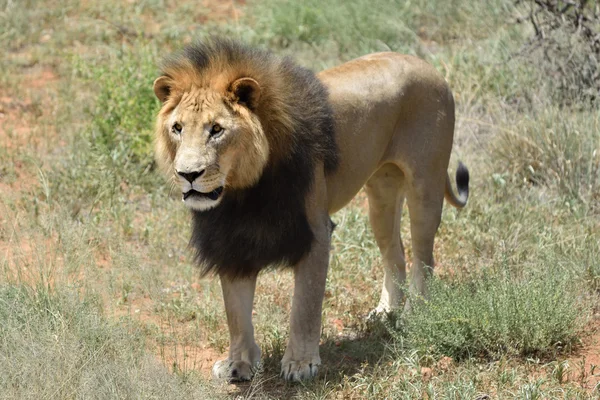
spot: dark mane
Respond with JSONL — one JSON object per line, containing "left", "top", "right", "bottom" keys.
{"left": 160, "top": 38, "right": 338, "bottom": 278}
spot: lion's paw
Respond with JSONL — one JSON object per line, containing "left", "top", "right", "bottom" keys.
{"left": 366, "top": 306, "right": 391, "bottom": 322}
{"left": 280, "top": 360, "right": 320, "bottom": 382}
{"left": 212, "top": 359, "right": 256, "bottom": 382}
{"left": 367, "top": 306, "right": 405, "bottom": 330}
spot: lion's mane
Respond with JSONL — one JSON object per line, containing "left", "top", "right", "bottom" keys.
{"left": 158, "top": 38, "right": 338, "bottom": 278}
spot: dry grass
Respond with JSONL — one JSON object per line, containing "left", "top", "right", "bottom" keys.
{"left": 1, "top": 0, "right": 599, "bottom": 398}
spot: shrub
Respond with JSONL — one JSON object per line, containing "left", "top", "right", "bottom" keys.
{"left": 402, "top": 264, "right": 586, "bottom": 360}
{"left": 51, "top": 46, "right": 162, "bottom": 207}
{"left": 81, "top": 46, "right": 160, "bottom": 173}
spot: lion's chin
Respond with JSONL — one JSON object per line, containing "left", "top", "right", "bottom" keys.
{"left": 182, "top": 187, "right": 224, "bottom": 211}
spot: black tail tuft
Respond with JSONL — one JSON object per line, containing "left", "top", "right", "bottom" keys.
{"left": 456, "top": 161, "right": 470, "bottom": 202}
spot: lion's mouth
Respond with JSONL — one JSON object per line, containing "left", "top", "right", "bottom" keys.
{"left": 183, "top": 187, "right": 224, "bottom": 202}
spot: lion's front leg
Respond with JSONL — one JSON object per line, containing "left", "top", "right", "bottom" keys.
{"left": 281, "top": 226, "right": 330, "bottom": 381}
{"left": 212, "top": 274, "right": 261, "bottom": 381}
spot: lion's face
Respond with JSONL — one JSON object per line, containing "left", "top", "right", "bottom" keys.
{"left": 154, "top": 77, "right": 270, "bottom": 211}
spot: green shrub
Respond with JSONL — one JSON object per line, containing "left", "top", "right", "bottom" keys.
{"left": 50, "top": 45, "right": 163, "bottom": 207}
{"left": 402, "top": 264, "right": 586, "bottom": 360}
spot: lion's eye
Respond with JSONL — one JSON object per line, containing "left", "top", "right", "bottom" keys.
{"left": 172, "top": 123, "right": 183, "bottom": 134}
{"left": 210, "top": 124, "right": 223, "bottom": 136}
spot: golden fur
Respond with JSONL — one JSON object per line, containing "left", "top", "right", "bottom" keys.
{"left": 153, "top": 39, "right": 469, "bottom": 382}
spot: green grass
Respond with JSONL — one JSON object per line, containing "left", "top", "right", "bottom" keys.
{"left": 247, "top": 0, "right": 512, "bottom": 64}
{"left": 1, "top": 0, "right": 599, "bottom": 398}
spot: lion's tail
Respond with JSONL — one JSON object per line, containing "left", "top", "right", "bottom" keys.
{"left": 445, "top": 161, "right": 469, "bottom": 209}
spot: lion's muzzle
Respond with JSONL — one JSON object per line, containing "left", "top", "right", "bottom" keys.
{"left": 176, "top": 167, "right": 226, "bottom": 211}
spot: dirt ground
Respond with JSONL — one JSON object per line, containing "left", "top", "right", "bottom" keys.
{"left": 1, "top": 2, "right": 599, "bottom": 394}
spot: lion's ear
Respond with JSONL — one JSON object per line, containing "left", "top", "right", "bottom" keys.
{"left": 229, "top": 77, "right": 261, "bottom": 110}
{"left": 153, "top": 76, "right": 172, "bottom": 103}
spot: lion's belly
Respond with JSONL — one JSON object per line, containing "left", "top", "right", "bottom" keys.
{"left": 325, "top": 133, "right": 390, "bottom": 214}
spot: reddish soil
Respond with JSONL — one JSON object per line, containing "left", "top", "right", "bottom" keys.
{"left": 113, "top": 290, "right": 224, "bottom": 378}
{"left": 198, "top": 0, "right": 246, "bottom": 24}
{"left": 564, "top": 319, "right": 600, "bottom": 391}
{"left": 0, "top": 65, "right": 60, "bottom": 283}
{"left": 0, "top": 66, "right": 58, "bottom": 147}
{"left": 0, "top": 64, "right": 59, "bottom": 199}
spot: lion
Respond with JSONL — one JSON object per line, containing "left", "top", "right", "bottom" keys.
{"left": 153, "top": 38, "right": 469, "bottom": 382}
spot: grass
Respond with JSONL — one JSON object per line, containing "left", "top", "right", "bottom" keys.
{"left": 0, "top": 283, "right": 220, "bottom": 399}
{"left": 496, "top": 107, "right": 600, "bottom": 208}
{"left": 1, "top": 0, "right": 599, "bottom": 398}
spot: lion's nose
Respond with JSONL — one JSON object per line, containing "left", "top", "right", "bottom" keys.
{"left": 177, "top": 169, "right": 204, "bottom": 183}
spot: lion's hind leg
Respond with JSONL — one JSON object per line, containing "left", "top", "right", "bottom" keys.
{"left": 404, "top": 175, "right": 445, "bottom": 311}
{"left": 365, "top": 164, "right": 407, "bottom": 316}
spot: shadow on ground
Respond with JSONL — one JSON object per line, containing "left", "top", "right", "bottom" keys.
{"left": 227, "top": 321, "right": 395, "bottom": 398}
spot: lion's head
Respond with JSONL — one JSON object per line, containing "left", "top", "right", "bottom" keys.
{"left": 153, "top": 39, "right": 337, "bottom": 213}
{"left": 154, "top": 71, "right": 270, "bottom": 211}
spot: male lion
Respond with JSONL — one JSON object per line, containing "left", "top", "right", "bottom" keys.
{"left": 153, "top": 38, "right": 469, "bottom": 382}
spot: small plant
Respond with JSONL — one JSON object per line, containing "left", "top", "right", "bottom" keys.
{"left": 520, "top": 379, "right": 544, "bottom": 400}
{"left": 551, "top": 360, "right": 569, "bottom": 384}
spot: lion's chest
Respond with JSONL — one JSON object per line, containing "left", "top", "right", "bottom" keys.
{"left": 190, "top": 187, "right": 314, "bottom": 278}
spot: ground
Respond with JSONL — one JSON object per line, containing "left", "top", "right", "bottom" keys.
{"left": 1, "top": 0, "right": 599, "bottom": 399}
